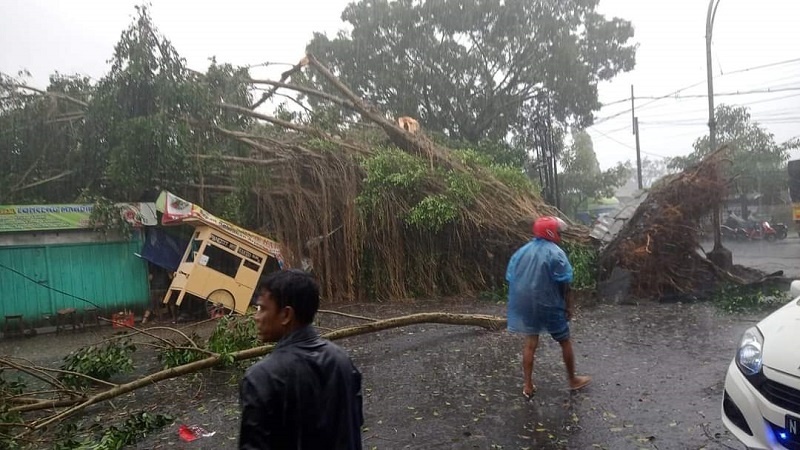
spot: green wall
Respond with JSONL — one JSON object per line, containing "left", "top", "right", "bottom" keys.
{"left": 0, "top": 239, "right": 148, "bottom": 323}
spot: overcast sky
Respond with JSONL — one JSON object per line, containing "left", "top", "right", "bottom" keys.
{"left": 2, "top": 0, "right": 800, "bottom": 169}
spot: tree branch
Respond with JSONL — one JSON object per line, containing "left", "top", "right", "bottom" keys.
{"left": 248, "top": 78, "right": 356, "bottom": 111}
{"left": 250, "top": 57, "right": 309, "bottom": 110}
{"left": 195, "top": 153, "right": 283, "bottom": 166}
{"left": 15, "top": 312, "right": 505, "bottom": 435}
{"left": 9, "top": 170, "right": 75, "bottom": 194}
{"left": 8, "top": 84, "right": 89, "bottom": 108}
{"left": 317, "top": 309, "right": 377, "bottom": 322}
{"left": 9, "top": 156, "right": 42, "bottom": 191}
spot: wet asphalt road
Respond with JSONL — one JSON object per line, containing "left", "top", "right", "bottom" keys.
{"left": 703, "top": 235, "right": 800, "bottom": 279}
{"left": 3, "top": 299, "right": 762, "bottom": 450}
{"left": 6, "top": 231, "right": 800, "bottom": 449}
{"left": 344, "top": 300, "right": 757, "bottom": 450}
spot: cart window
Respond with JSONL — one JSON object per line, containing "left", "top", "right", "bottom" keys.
{"left": 203, "top": 244, "right": 242, "bottom": 278}
{"left": 186, "top": 239, "right": 203, "bottom": 263}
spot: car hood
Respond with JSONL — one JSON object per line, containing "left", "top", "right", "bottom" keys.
{"left": 760, "top": 298, "right": 800, "bottom": 375}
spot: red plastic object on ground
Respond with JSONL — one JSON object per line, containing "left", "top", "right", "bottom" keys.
{"left": 111, "top": 312, "right": 134, "bottom": 328}
{"left": 178, "top": 424, "right": 216, "bottom": 442}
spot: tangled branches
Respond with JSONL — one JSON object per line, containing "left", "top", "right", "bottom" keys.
{"left": 0, "top": 312, "right": 505, "bottom": 445}
{"left": 214, "top": 54, "right": 580, "bottom": 301}
{"left": 599, "top": 147, "right": 731, "bottom": 298}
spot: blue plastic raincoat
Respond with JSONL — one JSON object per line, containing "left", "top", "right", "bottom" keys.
{"left": 506, "top": 238, "right": 574, "bottom": 335}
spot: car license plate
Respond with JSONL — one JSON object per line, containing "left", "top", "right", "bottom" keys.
{"left": 787, "top": 414, "right": 800, "bottom": 439}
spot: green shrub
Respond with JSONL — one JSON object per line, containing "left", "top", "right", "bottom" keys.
{"left": 561, "top": 241, "right": 598, "bottom": 291}
{"left": 712, "top": 284, "right": 788, "bottom": 313}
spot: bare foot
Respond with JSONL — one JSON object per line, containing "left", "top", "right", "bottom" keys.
{"left": 522, "top": 384, "right": 537, "bottom": 399}
{"left": 568, "top": 375, "right": 592, "bottom": 391}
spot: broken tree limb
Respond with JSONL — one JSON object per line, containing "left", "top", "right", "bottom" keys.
{"left": 317, "top": 309, "right": 377, "bottom": 322}
{"left": 248, "top": 78, "right": 357, "bottom": 111}
{"left": 6, "top": 84, "right": 89, "bottom": 108}
{"left": 303, "top": 53, "right": 450, "bottom": 164}
{"left": 9, "top": 170, "right": 75, "bottom": 194}
{"left": 195, "top": 153, "right": 283, "bottom": 166}
{"left": 250, "top": 57, "right": 309, "bottom": 110}
{"left": 96, "top": 318, "right": 205, "bottom": 352}
{"left": 216, "top": 103, "right": 370, "bottom": 156}
{"left": 1, "top": 357, "right": 118, "bottom": 391}
{"left": 220, "top": 104, "right": 332, "bottom": 142}
{"left": 0, "top": 358, "right": 71, "bottom": 392}
{"left": 9, "top": 156, "right": 42, "bottom": 192}
{"left": 14, "top": 312, "right": 505, "bottom": 436}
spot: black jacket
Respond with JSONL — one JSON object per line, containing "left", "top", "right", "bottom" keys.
{"left": 239, "top": 326, "right": 363, "bottom": 449}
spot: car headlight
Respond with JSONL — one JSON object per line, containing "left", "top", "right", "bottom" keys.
{"left": 736, "top": 327, "right": 764, "bottom": 376}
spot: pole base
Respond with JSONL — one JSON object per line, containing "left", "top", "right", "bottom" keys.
{"left": 707, "top": 246, "right": 733, "bottom": 271}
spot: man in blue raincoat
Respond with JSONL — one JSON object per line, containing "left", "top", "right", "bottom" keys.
{"left": 506, "top": 216, "right": 592, "bottom": 398}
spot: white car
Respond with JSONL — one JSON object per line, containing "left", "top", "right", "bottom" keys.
{"left": 722, "top": 282, "right": 800, "bottom": 449}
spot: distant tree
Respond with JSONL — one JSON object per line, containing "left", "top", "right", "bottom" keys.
{"left": 636, "top": 156, "right": 675, "bottom": 189}
{"left": 1, "top": 6, "right": 254, "bottom": 211}
{"left": 306, "top": 0, "right": 636, "bottom": 148}
{"left": 559, "top": 130, "right": 631, "bottom": 217}
{"left": 669, "top": 104, "right": 792, "bottom": 207}
{"left": 0, "top": 72, "right": 92, "bottom": 203}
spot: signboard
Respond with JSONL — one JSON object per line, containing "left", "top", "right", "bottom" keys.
{"left": 209, "top": 234, "right": 237, "bottom": 252}
{"left": 237, "top": 247, "right": 263, "bottom": 264}
{"left": 0, "top": 203, "right": 157, "bottom": 233}
{"left": 157, "top": 191, "right": 285, "bottom": 263}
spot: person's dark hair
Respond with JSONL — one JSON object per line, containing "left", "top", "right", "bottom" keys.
{"left": 258, "top": 269, "right": 320, "bottom": 324}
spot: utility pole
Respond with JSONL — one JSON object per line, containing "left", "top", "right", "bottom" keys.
{"left": 548, "top": 96, "right": 560, "bottom": 209}
{"left": 705, "top": 0, "right": 732, "bottom": 269}
{"left": 634, "top": 118, "right": 643, "bottom": 190}
{"left": 631, "top": 85, "right": 643, "bottom": 189}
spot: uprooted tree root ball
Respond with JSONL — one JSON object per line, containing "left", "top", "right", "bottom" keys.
{"left": 599, "top": 147, "right": 735, "bottom": 298}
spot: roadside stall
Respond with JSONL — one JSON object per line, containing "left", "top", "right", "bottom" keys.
{"left": 156, "top": 192, "right": 285, "bottom": 317}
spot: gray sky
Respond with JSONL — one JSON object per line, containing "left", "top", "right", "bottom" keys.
{"left": 2, "top": 0, "right": 800, "bottom": 169}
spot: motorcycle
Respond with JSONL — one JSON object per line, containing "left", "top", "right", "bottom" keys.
{"left": 721, "top": 217, "right": 749, "bottom": 241}
{"left": 771, "top": 222, "right": 789, "bottom": 240}
{"left": 744, "top": 220, "right": 778, "bottom": 242}
{"left": 720, "top": 223, "right": 747, "bottom": 240}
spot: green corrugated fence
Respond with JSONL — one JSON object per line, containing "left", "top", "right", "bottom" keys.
{"left": 0, "top": 239, "right": 148, "bottom": 325}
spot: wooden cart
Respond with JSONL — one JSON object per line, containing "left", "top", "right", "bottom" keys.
{"left": 157, "top": 192, "right": 286, "bottom": 316}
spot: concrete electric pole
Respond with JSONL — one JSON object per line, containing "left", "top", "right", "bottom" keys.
{"left": 705, "top": 0, "right": 733, "bottom": 269}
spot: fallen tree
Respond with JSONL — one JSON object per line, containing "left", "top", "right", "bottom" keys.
{"left": 3, "top": 53, "right": 587, "bottom": 303}
{"left": 204, "top": 53, "right": 589, "bottom": 301}
{"left": 598, "top": 146, "right": 742, "bottom": 298}
{"left": 2, "top": 312, "right": 506, "bottom": 440}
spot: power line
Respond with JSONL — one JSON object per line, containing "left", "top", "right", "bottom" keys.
{"left": 723, "top": 57, "right": 800, "bottom": 77}
{"left": 591, "top": 90, "right": 800, "bottom": 136}
{"left": 642, "top": 118, "right": 800, "bottom": 126}
{"left": 589, "top": 127, "right": 669, "bottom": 159}
{"left": 633, "top": 86, "right": 800, "bottom": 101}
{"left": 596, "top": 80, "right": 706, "bottom": 124}
{"left": 595, "top": 56, "right": 800, "bottom": 122}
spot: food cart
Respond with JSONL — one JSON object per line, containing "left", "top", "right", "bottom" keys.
{"left": 156, "top": 191, "right": 286, "bottom": 316}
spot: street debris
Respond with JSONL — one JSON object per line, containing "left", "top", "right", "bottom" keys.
{"left": 598, "top": 147, "right": 742, "bottom": 298}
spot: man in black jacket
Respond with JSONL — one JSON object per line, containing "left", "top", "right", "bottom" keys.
{"left": 239, "top": 269, "right": 363, "bottom": 450}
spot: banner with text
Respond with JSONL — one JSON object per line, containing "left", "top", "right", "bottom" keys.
{"left": 0, "top": 203, "right": 157, "bottom": 233}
